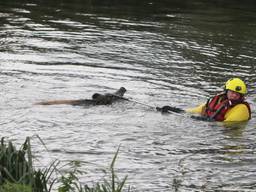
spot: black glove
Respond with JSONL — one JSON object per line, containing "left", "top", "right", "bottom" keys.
{"left": 191, "top": 115, "right": 214, "bottom": 122}
{"left": 156, "top": 106, "right": 184, "bottom": 113}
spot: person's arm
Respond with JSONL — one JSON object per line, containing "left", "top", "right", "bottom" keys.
{"left": 224, "top": 104, "right": 250, "bottom": 122}
{"left": 156, "top": 103, "right": 208, "bottom": 114}
{"left": 185, "top": 103, "right": 206, "bottom": 114}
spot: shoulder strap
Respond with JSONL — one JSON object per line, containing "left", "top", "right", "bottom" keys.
{"left": 242, "top": 101, "right": 251, "bottom": 119}
{"left": 205, "top": 93, "right": 226, "bottom": 113}
{"left": 209, "top": 100, "right": 229, "bottom": 120}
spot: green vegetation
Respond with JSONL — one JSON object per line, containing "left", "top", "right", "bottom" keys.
{"left": 0, "top": 137, "right": 54, "bottom": 192}
{"left": 0, "top": 137, "right": 129, "bottom": 192}
{"left": 0, "top": 182, "right": 32, "bottom": 192}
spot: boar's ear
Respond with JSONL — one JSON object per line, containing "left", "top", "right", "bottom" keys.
{"left": 119, "top": 87, "right": 126, "bottom": 93}
{"left": 92, "top": 93, "right": 102, "bottom": 100}
{"left": 114, "top": 87, "right": 126, "bottom": 96}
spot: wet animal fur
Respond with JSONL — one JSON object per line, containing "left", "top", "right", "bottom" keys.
{"left": 35, "top": 87, "right": 126, "bottom": 106}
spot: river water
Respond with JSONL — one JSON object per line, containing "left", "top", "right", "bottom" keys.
{"left": 1, "top": 0, "right": 256, "bottom": 191}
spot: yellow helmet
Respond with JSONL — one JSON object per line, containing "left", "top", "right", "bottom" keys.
{"left": 225, "top": 78, "right": 247, "bottom": 94}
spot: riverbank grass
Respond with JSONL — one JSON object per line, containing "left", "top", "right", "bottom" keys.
{"left": 0, "top": 137, "right": 129, "bottom": 192}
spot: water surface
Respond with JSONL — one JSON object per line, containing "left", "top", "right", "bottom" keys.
{"left": 1, "top": 0, "right": 256, "bottom": 191}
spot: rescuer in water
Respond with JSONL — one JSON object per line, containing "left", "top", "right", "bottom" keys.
{"left": 157, "top": 78, "right": 251, "bottom": 122}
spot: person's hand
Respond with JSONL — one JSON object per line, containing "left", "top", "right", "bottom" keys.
{"left": 156, "top": 105, "right": 170, "bottom": 113}
{"left": 156, "top": 106, "right": 184, "bottom": 113}
{"left": 156, "top": 106, "right": 163, "bottom": 112}
{"left": 190, "top": 115, "right": 214, "bottom": 122}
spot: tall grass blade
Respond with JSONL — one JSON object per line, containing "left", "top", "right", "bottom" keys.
{"left": 25, "top": 137, "right": 34, "bottom": 188}
{"left": 35, "top": 135, "right": 49, "bottom": 151}
{"left": 117, "top": 175, "right": 128, "bottom": 192}
{"left": 110, "top": 145, "right": 120, "bottom": 170}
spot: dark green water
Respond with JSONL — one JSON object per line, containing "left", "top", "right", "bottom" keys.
{"left": 1, "top": 0, "right": 256, "bottom": 191}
